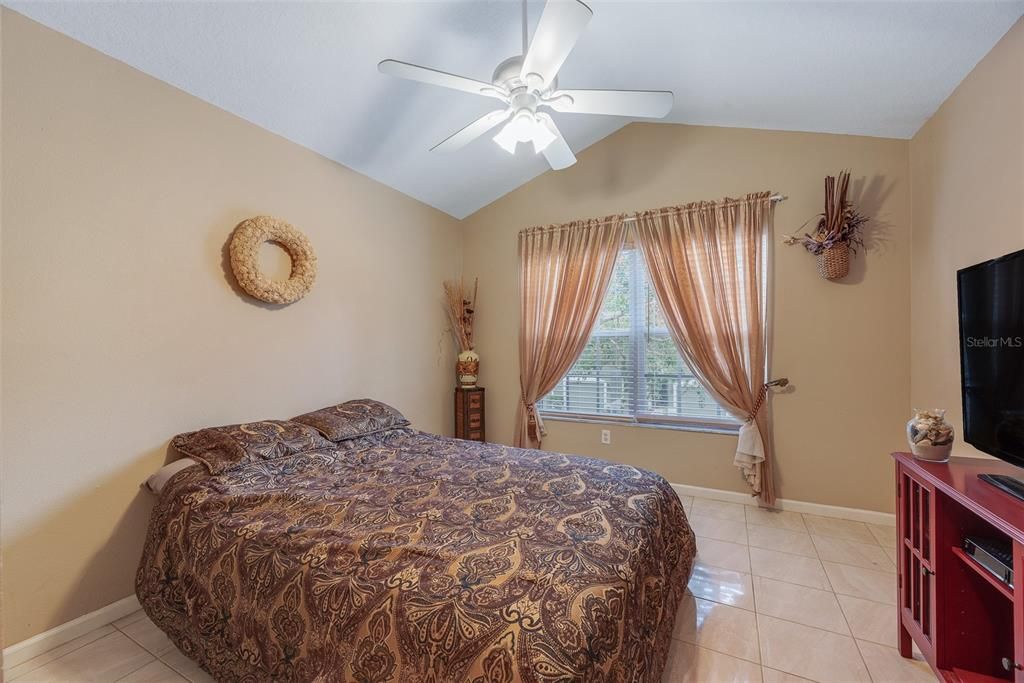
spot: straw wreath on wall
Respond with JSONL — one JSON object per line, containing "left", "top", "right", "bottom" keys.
{"left": 229, "top": 216, "right": 317, "bottom": 304}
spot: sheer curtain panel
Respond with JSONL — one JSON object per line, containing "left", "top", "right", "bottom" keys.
{"left": 516, "top": 216, "right": 627, "bottom": 448}
{"left": 634, "top": 193, "right": 776, "bottom": 504}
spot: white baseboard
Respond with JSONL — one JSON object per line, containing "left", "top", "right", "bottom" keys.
{"left": 671, "top": 482, "right": 897, "bottom": 527}
{"left": 2, "top": 594, "right": 140, "bottom": 672}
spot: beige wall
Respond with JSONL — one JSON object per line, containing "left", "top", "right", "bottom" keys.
{"left": 909, "top": 17, "right": 1024, "bottom": 456}
{"left": 462, "top": 123, "right": 911, "bottom": 513}
{"left": 0, "top": 11, "right": 462, "bottom": 644}
{"left": 0, "top": 6, "right": 6, "bottom": 668}
{"left": 3, "top": 1, "right": 1019, "bottom": 650}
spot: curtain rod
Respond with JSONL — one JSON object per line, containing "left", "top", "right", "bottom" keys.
{"left": 629, "top": 194, "right": 787, "bottom": 222}
{"left": 520, "top": 194, "right": 787, "bottom": 234}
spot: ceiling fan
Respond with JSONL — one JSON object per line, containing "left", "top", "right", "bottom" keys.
{"left": 378, "top": 0, "right": 674, "bottom": 170}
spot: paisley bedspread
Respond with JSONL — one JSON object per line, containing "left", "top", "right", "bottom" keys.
{"left": 137, "top": 429, "right": 695, "bottom": 682}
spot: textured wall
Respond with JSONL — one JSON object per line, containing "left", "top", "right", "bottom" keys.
{"left": 462, "top": 123, "right": 911, "bottom": 513}
{"left": 1, "top": 11, "right": 462, "bottom": 643}
{"left": 909, "top": 18, "right": 1024, "bottom": 456}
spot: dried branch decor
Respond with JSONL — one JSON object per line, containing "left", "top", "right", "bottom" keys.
{"left": 784, "top": 170, "right": 868, "bottom": 280}
{"left": 443, "top": 278, "right": 478, "bottom": 352}
{"left": 229, "top": 216, "right": 317, "bottom": 304}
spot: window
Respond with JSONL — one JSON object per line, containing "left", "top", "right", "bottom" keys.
{"left": 537, "top": 245, "right": 738, "bottom": 429}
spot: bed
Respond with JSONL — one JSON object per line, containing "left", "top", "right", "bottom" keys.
{"left": 137, "top": 401, "right": 695, "bottom": 682}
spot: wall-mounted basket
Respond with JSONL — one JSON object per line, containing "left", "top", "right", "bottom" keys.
{"left": 785, "top": 170, "right": 867, "bottom": 282}
{"left": 817, "top": 243, "right": 850, "bottom": 280}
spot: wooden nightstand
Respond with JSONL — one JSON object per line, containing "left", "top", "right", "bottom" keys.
{"left": 454, "top": 387, "right": 485, "bottom": 442}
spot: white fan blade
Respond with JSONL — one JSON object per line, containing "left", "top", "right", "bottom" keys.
{"left": 547, "top": 89, "right": 674, "bottom": 118}
{"left": 537, "top": 114, "right": 576, "bottom": 170}
{"left": 520, "top": 0, "right": 593, "bottom": 88}
{"left": 431, "top": 109, "right": 512, "bottom": 152}
{"left": 379, "top": 60, "right": 508, "bottom": 101}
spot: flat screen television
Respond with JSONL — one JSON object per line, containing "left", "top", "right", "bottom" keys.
{"left": 957, "top": 248, "right": 1024, "bottom": 480}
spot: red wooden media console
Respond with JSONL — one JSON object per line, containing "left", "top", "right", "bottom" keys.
{"left": 895, "top": 452, "right": 1024, "bottom": 682}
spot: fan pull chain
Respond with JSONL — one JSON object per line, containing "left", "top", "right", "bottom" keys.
{"left": 522, "top": 0, "right": 529, "bottom": 56}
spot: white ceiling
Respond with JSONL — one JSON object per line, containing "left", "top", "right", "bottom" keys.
{"left": 6, "top": 1, "right": 1022, "bottom": 219}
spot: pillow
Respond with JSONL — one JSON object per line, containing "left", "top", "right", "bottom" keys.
{"left": 292, "top": 399, "right": 410, "bottom": 442}
{"left": 144, "top": 458, "right": 198, "bottom": 495}
{"left": 171, "top": 420, "right": 332, "bottom": 474}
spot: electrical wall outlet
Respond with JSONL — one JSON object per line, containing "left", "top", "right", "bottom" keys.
{"left": 600, "top": 429, "right": 611, "bottom": 445}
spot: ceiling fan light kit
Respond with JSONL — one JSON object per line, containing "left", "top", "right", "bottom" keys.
{"left": 378, "top": 0, "right": 674, "bottom": 170}
{"left": 493, "top": 109, "right": 556, "bottom": 154}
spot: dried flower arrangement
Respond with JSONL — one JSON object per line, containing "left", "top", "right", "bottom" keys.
{"left": 443, "top": 278, "right": 480, "bottom": 387}
{"left": 443, "top": 278, "right": 478, "bottom": 353}
{"left": 784, "top": 170, "right": 869, "bottom": 280}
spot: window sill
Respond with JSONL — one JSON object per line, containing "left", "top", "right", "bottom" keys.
{"left": 539, "top": 412, "right": 740, "bottom": 436}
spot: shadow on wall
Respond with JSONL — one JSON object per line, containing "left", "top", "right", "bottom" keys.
{"left": 829, "top": 173, "right": 899, "bottom": 286}
{"left": 763, "top": 380, "right": 797, "bottom": 500}
{"left": 2, "top": 449, "right": 164, "bottom": 641}
{"left": 546, "top": 126, "right": 680, "bottom": 208}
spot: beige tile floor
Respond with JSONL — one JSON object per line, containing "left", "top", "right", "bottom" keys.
{"left": 6, "top": 493, "right": 936, "bottom": 683}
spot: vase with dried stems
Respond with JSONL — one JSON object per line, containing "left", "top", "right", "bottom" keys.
{"left": 443, "top": 278, "right": 479, "bottom": 387}
{"left": 784, "top": 170, "right": 869, "bottom": 280}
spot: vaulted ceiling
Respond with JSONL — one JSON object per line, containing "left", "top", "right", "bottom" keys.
{"left": 6, "top": 1, "right": 1022, "bottom": 218}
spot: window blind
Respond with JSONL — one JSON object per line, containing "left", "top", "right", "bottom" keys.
{"left": 538, "top": 247, "right": 738, "bottom": 426}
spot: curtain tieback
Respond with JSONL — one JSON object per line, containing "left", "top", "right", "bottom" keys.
{"left": 747, "top": 378, "right": 789, "bottom": 422}
{"left": 521, "top": 393, "right": 546, "bottom": 442}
